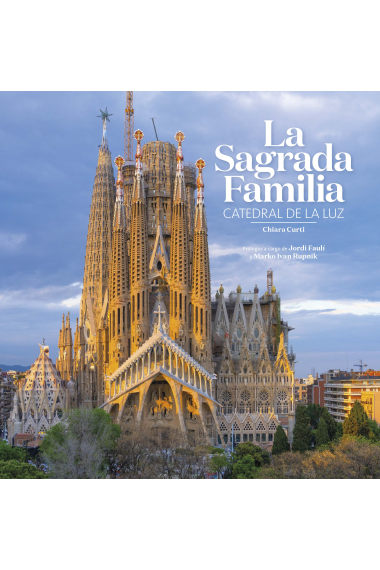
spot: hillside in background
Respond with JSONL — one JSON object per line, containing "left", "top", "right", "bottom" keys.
{"left": 0, "top": 364, "right": 30, "bottom": 372}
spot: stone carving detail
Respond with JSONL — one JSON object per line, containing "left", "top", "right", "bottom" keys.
{"left": 148, "top": 384, "right": 173, "bottom": 420}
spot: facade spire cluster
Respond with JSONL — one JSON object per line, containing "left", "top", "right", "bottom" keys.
{"left": 54, "top": 110, "right": 295, "bottom": 448}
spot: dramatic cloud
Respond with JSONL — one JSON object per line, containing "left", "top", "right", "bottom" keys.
{"left": 1, "top": 91, "right": 379, "bottom": 376}
{"left": 0, "top": 283, "right": 82, "bottom": 310}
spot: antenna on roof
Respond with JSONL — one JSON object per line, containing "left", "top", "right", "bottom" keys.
{"left": 150, "top": 117, "right": 159, "bottom": 141}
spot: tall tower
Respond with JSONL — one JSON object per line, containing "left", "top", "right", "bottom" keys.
{"left": 57, "top": 313, "right": 73, "bottom": 380}
{"left": 191, "top": 159, "right": 212, "bottom": 372}
{"left": 130, "top": 130, "right": 150, "bottom": 352}
{"left": 81, "top": 109, "right": 115, "bottom": 329}
{"left": 169, "top": 132, "right": 191, "bottom": 349}
{"left": 108, "top": 155, "right": 130, "bottom": 374}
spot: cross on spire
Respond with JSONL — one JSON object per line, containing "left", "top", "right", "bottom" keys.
{"left": 175, "top": 131, "right": 185, "bottom": 144}
{"left": 154, "top": 303, "right": 165, "bottom": 332}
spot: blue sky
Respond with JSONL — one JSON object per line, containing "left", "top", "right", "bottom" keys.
{"left": 0, "top": 91, "right": 379, "bottom": 377}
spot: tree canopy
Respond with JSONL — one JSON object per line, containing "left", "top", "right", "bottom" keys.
{"left": 272, "top": 425, "right": 290, "bottom": 455}
{"left": 0, "top": 440, "right": 27, "bottom": 463}
{"left": 343, "top": 401, "right": 370, "bottom": 438}
{"left": 259, "top": 438, "right": 380, "bottom": 479}
{"left": 0, "top": 460, "right": 47, "bottom": 479}
{"left": 208, "top": 451, "right": 228, "bottom": 477}
{"left": 292, "top": 405, "right": 311, "bottom": 452}
{"left": 305, "top": 404, "right": 324, "bottom": 429}
{"left": 226, "top": 441, "right": 270, "bottom": 478}
{"left": 41, "top": 408, "right": 121, "bottom": 478}
{"left": 315, "top": 417, "right": 330, "bottom": 447}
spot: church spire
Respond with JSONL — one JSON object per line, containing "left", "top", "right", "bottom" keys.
{"left": 173, "top": 131, "right": 186, "bottom": 203}
{"left": 97, "top": 107, "right": 113, "bottom": 151}
{"left": 191, "top": 159, "right": 212, "bottom": 372}
{"left": 170, "top": 132, "right": 191, "bottom": 347}
{"left": 132, "top": 129, "right": 145, "bottom": 203}
{"left": 130, "top": 129, "right": 150, "bottom": 352}
{"left": 80, "top": 113, "right": 115, "bottom": 329}
{"left": 113, "top": 155, "right": 127, "bottom": 229}
{"left": 194, "top": 158, "right": 207, "bottom": 231}
{"left": 108, "top": 155, "right": 130, "bottom": 373}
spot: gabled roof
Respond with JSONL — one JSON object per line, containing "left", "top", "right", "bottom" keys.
{"left": 108, "top": 327, "right": 215, "bottom": 384}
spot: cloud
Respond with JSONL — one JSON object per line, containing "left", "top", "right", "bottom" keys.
{"left": 282, "top": 299, "right": 380, "bottom": 317}
{"left": 209, "top": 243, "right": 245, "bottom": 258}
{"left": 61, "top": 294, "right": 81, "bottom": 308}
{"left": 0, "top": 282, "right": 82, "bottom": 310}
{"left": 259, "top": 92, "right": 329, "bottom": 111}
{"left": 0, "top": 232, "right": 27, "bottom": 250}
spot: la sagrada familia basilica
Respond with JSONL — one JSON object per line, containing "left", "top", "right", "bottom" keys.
{"left": 8, "top": 105, "right": 296, "bottom": 449}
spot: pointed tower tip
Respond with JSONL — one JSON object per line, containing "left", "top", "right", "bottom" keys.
{"left": 98, "top": 108, "right": 112, "bottom": 151}
{"left": 195, "top": 158, "right": 206, "bottom": 205}
{"left": 174, "top": 131, "right": 186, "bottom": 202}
{"left": 175, "top": 131, "right": 185, "bottom": 171}
{"left": 115, "top": 155, "right": 125, "bottom": 202}
{"left": 132, "top": 130, "right": 145, "bottom": 202}
{"left": 113, "top": 155, "right": 127, "bottom": 228}
{"left": 134, "top": 130, "right": 144, "bottom": 172}
{"left": 175, "top": 131, "right": 185, "bottom": 168}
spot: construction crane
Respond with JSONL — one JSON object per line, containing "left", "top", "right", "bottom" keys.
{"left": 354, "top": 359, "right": 367, "bottom": 373}
{"left": 150, "top": 117, "right": 159, "bottom": 141}
{"left": 124, "top": 91, "right": 134, "bottom": 162}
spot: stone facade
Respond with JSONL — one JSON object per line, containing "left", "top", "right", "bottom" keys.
{"left": 8, "top": 344, "right": 73, "bottom": 442}
{"left": 56, "top": 120, "right": 296, "bottom": 448}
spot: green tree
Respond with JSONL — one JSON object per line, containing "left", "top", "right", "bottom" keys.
{"left": 226, "top": 441, "right": 270, "bottom": 478}
{"left": 305, "top": 404, "right": 324, "bottom": 429}
{"left": 368, "top": 419, "right": 380, "bottom": 441}
{"left": 335, "top": 422, "right": 343, "bottom": 438}
{"left": 234, "top": 441, "right": 270, "bottom": 466}
{"left": 320, "top": 408, "right": 338, "bottom": 440}
{"left": 0, "top": 460, "right": 47, "bottom": 479}
{"left": 0, "top": 440, "right": 27, "bottom": 463}
{"left": 41, "top": 408, "right": 121, "bottom": 478}
{"left": 208, "top": 452, "right": 228, "bottom": 478}
{"left": 343, "top": 401, "right": 370, "bottom": 438}
{"left": 315, "top": 417, "right": 330, "bottom": 447}
{"left": 232, "top": 455, "right": 258, "bottom": 479}
{"left": 292, "top": 405, "right": 311, "bottom": 452}
{"left": 272, "top": 425, "right": 290, "bottom": 455}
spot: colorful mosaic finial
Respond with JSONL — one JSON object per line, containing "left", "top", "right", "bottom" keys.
{"left": 195, "top": 158, "right": 206, "bottom": 204}
{"left": 174, "top": 131, "right": 185, "bottom": 174}
{"left": 134, "top": 129, "right": 144, "bottom": 174}
{"left": 114, "top": 156, "right": 124, "bottom": 202}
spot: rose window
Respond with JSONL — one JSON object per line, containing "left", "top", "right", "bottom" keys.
{"left": 277, "top": 391, "right": 289, "bottom": 414}
{"left": 258, "top": 391, "right": 269, "bottom": 413}
{"left": 221, "top": 390, "right": 232, "bottom": 414}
